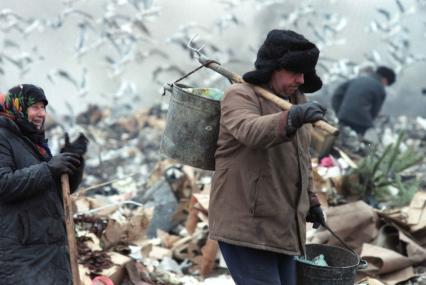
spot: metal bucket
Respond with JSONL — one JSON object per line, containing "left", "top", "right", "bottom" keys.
{"left": 160, "top": 83, "right": 223, "bottom": 170}
{"left": 296, "top": 244, "right": 367, "bottom": 285}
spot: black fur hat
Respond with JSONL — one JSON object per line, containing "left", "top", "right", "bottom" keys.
{"left": 376, "top": 66, "right": 396, "bottom": 86}
{"left": 243, "top": 29, "right": 322, "bottom": 93}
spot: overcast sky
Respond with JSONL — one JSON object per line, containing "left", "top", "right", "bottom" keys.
{"left": 1, "top": 0, "right": 425, "bottom": 117}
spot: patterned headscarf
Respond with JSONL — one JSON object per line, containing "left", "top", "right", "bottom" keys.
{"left": 0, "top": 84, "right": 51, "bottom": 159}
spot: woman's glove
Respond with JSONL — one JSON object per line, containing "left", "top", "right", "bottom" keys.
{"left": 287, "top": 102, "right": 326, "bottom": 135}
{"left": 47, "top": 152, "right": 81, "bottom": 177}
{"left": 60, "top": 133, "right": 89, "bottom": 156}
{"left": 60, "top": 133, "right": 88, "bottom": 192}
{"left": 306, "top": 205, "right": 326, "bottom": 229}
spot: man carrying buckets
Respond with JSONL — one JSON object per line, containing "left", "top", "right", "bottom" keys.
{"left": 208, "top": 29, "right": 327, "bottom": 285}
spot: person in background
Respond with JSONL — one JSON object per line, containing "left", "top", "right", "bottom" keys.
{"left": 331, "top": 66, "right": 396, "bottom": 136}
{"left": 0, "top": 84, "right": 88, "bottom": 284}
{"left": 208, "top": 29, "right": 327, "bottom": 285}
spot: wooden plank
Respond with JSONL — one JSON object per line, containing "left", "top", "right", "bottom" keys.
{"left": 61, "top": 174, "right": 81, "bottom": 285}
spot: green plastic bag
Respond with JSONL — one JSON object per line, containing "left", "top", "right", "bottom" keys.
{"left": 183, "top": 87, "right": 224, "bottom": 101}
{"left": 298, "top": 254, "right": 329, "bottom": 267}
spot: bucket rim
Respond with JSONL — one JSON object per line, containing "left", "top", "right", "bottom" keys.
{"left": 172, "top": 83, "right": 223, "bottom": 103}
{"left": 296, "top": 243, "right": 360, "bottom": 270}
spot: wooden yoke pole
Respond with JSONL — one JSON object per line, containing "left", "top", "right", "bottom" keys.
{"left": 198, "top": 57, "right": 339, "bottom": 136}
{"left": 61, "top": 174, "right": 80, "bottom": 285}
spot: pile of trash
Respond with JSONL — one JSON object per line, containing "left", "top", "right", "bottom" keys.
{"left": 47, "top": 104, "right": 234, "bottom": 285}
{"left": 45, "top": 104, "right": 426, "bottom": 285}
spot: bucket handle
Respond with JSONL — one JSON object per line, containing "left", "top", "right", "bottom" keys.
{"left": 322, "top": 223, "right": 368, "bottom": 270}
{"left": 161, "top": 60, "right": 223, "bottom": 96}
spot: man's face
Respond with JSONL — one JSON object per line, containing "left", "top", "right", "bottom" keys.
{"left": 27, "top": 102, "right": 46, "bottom": 129}
{"left": 270, "top": 69, "right": 304, "bottom": 96}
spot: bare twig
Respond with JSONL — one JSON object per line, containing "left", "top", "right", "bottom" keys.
{"left": 76, "top": 200, "right": 144, "bottom": 216}
{"left": 74, "top": 172, "right": 138, "bottom": 197}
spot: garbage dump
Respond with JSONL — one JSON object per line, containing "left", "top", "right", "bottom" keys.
{"left": 2, "top": 0, "right": 426, "bottom": 284}
{"left": 40, "top": 103, "right": 426, "bottom": 285}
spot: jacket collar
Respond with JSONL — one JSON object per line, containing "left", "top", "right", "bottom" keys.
{"left": 371, "top": 73, "right": 383, "bottom": 84}
{"left": 0, "top": 115, "right": 22, "bottom": 135}
{"left": 0, "top": 115, "right": 50, "bottom": 161}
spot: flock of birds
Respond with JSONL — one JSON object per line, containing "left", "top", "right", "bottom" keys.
{"left": 0, "top": 0, "right": 425, "bottom": 115}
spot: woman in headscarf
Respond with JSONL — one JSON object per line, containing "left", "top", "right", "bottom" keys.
{"left": 0, "top": 84, "right": 87, "bottom": 284}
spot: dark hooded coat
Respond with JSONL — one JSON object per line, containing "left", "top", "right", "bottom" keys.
{"left": 0, "top": 85, "right": 83, "bottom": 285}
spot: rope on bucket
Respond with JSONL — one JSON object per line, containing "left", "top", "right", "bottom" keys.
{"left": 161, "top": 59, "right": 225, "bottom": 96}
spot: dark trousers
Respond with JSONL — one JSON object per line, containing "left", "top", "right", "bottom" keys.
{"left": 340, "top": 120, "right": 368, "bottom": 136}
{"left": 219, "top": 241, "right": 296, "bottom": 285}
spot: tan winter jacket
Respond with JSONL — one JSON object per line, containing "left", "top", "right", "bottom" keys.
{"left": 208, "top": 82, "right": 317, "bottom": 256}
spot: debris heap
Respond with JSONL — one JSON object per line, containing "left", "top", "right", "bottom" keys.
{"left": 45, "top": 105, "right": 426, "bottom": 285}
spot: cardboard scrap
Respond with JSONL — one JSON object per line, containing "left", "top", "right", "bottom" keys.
{"left": 101, "top": 207, "right": 151, "bottom": 248}
{"left": 185, "top": 198, "right": 200, "bottom": 235}
{"left": 74, "top": 195, "right": 120, "bottom": 217}
{"left": 157, "top": 229, "right": 181, "bottom": 249}
{"left": 186, "top": 192, "right": 210, "bottom": 234}
{"left": 74, "top": 196, "right": 93, "bottom": 214}
{"left": 412, "top": 228, "right": 426, "bottom": 247}
{"left": 377, "top": 209, "right": 410, "bottom": 231}
{"left": 372, "top": 223, "right": 426, "bottom": 264}
{"left": 200, "top": 239, "right": 219, "bottom": 277}
{"left": 399, "top": 231, "right": 426, "bottom": 264}
{"left": 361, "top": 243, "right": 412, "bottom": 275}
{"left": 407, "top": 191, "right": 426, "bottom": 231}
{"left": 124, "top": 261, "right": 153, "bottom": 285}
{"left": 310, "top": 201, "right": 379, "bottom": 249}
{"left": 98, "top": 252, "right": 132, "bottom": 285}
{"left": 372, "top": 224, "right": 403, "bottom": 253}
{"left": 357, "top": 277, "right": 386, "bottom": 285}
{"left": 149, "top": 246, "right": 173, "bottom": 260}
{"left": 193, "top": 192, "right": 210, "bottom": 212}
{"left": 380, "top": 266, "right": 415, "bottom": 285}
{"left": 359, "top": 243, "right": 419, "bottom": 285}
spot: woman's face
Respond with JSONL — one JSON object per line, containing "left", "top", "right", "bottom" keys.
{"left": 27, "top": 102, "right": 46, "bottom": 129}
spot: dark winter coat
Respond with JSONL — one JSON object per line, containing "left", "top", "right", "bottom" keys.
{"left": 208, "top": 83, "right": 318, "bottom": 256}
{"left": 331, "top": 74, "right": 386, "bottom": 129}
{"left": 0, "top": 116, "right": 82, "bottom": 285}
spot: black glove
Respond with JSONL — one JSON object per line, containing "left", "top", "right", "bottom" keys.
{"left": 287, "top": 101, "right": 327, "bottom": 135}
{"left": 306, "top": 205, "right": 326, "bottom": 229}
{"left": 47, "top": 152, "right": 81, "bottom": 177}
{"left": 60, "top": 133, "right": 89, "bottom": 156}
